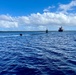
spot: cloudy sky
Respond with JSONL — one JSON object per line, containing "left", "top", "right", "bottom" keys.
{"left": 0, "top": 0, "right": 76, "bottom": 31}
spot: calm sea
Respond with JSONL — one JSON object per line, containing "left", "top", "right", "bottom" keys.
{"left": 0, "top": 31, "right": 76, "bottom": 75}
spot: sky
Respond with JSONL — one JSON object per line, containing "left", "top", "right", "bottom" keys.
{"left": 0, "top": 0, "right": 76, "bottom": 31}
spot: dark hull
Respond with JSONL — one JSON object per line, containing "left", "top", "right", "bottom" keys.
{"left": 58, "top": 30, "right": 63, "bottom": 32}
{"left": 58, "top": 27, "right": 63, "bottom": 32}
{"left": 46, "top": 30, "right": 48, "bottom": 33}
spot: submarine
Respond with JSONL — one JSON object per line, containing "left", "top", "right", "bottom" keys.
{"left": 46, "top": 29, "right": 48, "bottom": 33}
{"left": 58, "top": 26, "right": 63, "bottom": 32}
{"left": 20, "top": 34, "right": 22, "bottom": 36}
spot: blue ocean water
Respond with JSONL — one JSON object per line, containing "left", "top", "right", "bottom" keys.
{"left": 0, "top": 31, "right": 76, "bottom": 75}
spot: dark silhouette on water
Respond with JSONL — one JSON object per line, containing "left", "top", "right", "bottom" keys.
{"left": 58, "top": 26, "right": 63, "bottom": 32}
{"left": 20, "top": 34, "right": 22, "bottom": 36}
{"left": 46, "top": 29, "right": 48, "bottom": 33}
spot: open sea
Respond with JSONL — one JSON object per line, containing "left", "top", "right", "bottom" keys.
{"left": 0, "top": 31, "right": 76, "bottom": 75}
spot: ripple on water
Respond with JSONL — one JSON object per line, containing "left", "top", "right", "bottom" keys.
{"left": 0, "top": 32, "right": 76, "bottom": 75}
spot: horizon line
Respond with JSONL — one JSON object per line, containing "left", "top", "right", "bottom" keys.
{"left": 0, "top": 30, "right": 76, "bottom": 32}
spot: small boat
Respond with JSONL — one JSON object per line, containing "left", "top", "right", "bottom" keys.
{"left": 58, "top": 26, "right": 63, "bottom": 32}
{"left": 20, "top": 34, "right": 22, "bottom": 36}
{"left": 46, "top": 29, "right": 48, "bottom": 33}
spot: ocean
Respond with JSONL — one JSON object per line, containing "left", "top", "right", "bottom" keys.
{"left": 0, "top": 31, "right": 76, "bottom": 75}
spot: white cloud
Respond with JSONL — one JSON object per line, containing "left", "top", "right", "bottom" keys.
{"left": 1, "top": 0, "right": 76, "bottom": 31}
{"left": 0, "top": 20, "right": 18, "bottom": 28}
{"left": 59, "top": 0, "right": 76, "bottom": 13}
{"left": 0, "top": 12, "right": 76, "bottom": 29}
{"left": 43, "top": 6, "right": 55, "bottom": 12}
{"left": 38, "top": 26, "right": 46, "bottom": 30}
{"left": 17, "top": 16, "right": 30, "bottom": 25}
{"left": 0, "top": 15, "right": 18, "bottom": 28}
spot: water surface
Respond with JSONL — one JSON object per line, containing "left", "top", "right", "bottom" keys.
{"left": 0, "top": 31, "right": 76, "bottom": 75}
